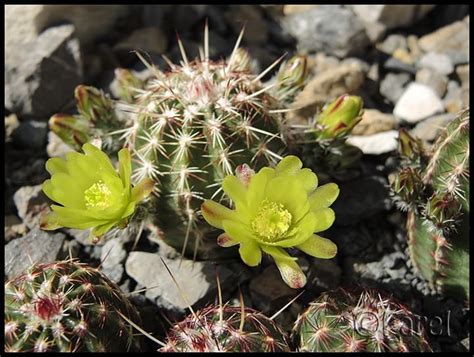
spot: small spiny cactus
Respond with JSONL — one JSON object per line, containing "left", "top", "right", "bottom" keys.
{"left": 292, "top": 287, "right": 432, "bottom": 352}
{"left": 390, "top": 108, "right": 469, "bottom": 300}
{"left": 4, "top": 259, "right": 142, "bottom": 352}
{"left": 160, "top": 303, "right": 291, "bottom": 352}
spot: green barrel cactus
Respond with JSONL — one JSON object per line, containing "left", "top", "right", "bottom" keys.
{"left": 160, "top": 303, "right": 291, "bottom": 352}
{"left": 390, "top": 109, "right": 469, "bottom": 300}
{"left": 4, "top": 260, "right": 142, "bottom": 352}
{"left": 292, "top": 288, "right": 432, "bottom": 352}
{"left": 48, "top": 27, "right": 310, "bottom": 259}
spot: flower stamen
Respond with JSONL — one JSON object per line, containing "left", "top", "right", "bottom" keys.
{"left": 84, "top": 180, "right": 112, "bottom": 209}
{"left": 251, "top": 200, "right": 292, "bottom": 242}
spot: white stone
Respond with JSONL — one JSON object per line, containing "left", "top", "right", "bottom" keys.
{"left": 418, "top": 52, "right": 454, "bottom": 75}
{"left": 347, "top": 130, "right": 399, "bottom": 155}
{"left": 393, "top": 82, "right": 444, "bottom": 123}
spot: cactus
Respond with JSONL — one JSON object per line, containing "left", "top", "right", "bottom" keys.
{"left": 298, "top": 94, "right": 364, "bottom": 182}
{"left": 390, "top": 109, "right": 469, "bottom": 300}
{"left": 4, "top": 259, "right": 142, "bottom": 352}
{"left": 48, "top": 26, "right": 311, "bottom": 259}
{"left": 160, "top": 303, "right": 291, "bottom": 352}
{"left": 292, "top": 288, "right": 432, "bottom": 352}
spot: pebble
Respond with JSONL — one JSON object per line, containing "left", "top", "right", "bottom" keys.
{"left": 46, "top": 131, "right": 74, "bottom": 158}
{"left": 5, "top": 228, "right": 65, "bottom": 279}
{"left": 410, "top": 113, "right": 456, "bottom": 142}
{"left": 352, "top": 109, "right": 398, "bottom": 136}
{"left": 380, "top": 72, "right": 411, "bottom": 104}
{"left": 415, "top": 68, "right": 449, "bottom": 98}
{"left": 11, "top": 120, "right": 48, "bottom": 150}
{"left": 100, "top": 239, "right": 127, "bottom": 283}
{"left": 377, "top": 34, "right": 408, "bottom": 55}
{"left": 347, "top": 130, "right": 399, "bottom": 155}
{"left": 418, "top": 52, "right": 454, "bottom": 75}
{"left": 394, "top": 82, "right": 444, "bottom": 123}
{"left": 13, "top": 185, "right": 50, "bottom": 230}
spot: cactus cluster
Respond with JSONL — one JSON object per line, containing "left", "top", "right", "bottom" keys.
{"left": 4, "top": 259, "right": 142, "bottom": 352}
{"left": 390, "top": 109, "right": 469, "bottom": 300}
{"left": 161, "top": 303, "right": 291, "bottom": 352}
{"left": 292, "top": 288, "right": 432, "bottom": 352}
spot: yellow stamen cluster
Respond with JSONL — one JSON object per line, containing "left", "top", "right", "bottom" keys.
{"left": 251, "top": 200, "right": 292, "bottom": 242}
{"left": 84, "top": 180, "right": 112, "bottom": 209}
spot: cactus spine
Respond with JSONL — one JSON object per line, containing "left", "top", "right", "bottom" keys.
{"left": 161, "top": 304, "right": 291, "bottom": 352}
{"left": 391, "top": 109, "right": 469, "bottom": 299}
{"left": 292, "top": 288, "right": 432, "bottom": 352}
{"left": 4, "top": 259, "right": 142, "bottom": 352}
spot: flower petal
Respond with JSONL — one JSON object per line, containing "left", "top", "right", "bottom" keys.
{"left": 201, "top": 200, "right": 237, "bottom": 230}
{"left": 217, "top": 233, "right": 239, "bottom": 247}
{"left": 246, "top": 167, "right": 275, "bottom": 210}
{"left": 131, "top": 178, "right": 154, "bottom": 203}
{"left": 313, "top": 208, "right": 335, "bottom": 232}
{"left": 263, "top": 246, "right": 306, "bottom": 288}
{"left": 274, "top": 212, "right": 317, "bottom": 247}
{"left": 40, "top": 211, "right": 62, "bottom": 230}
{"left": 275, "top": 155, "right": 302, "bottom": 175}
{"left": 239, "top": 241, "right": 262, "bottom": 267}
{"left": 45, "top": 158, "right": 69, "bottom": 175}
{"left": 222, "top": 219, "right": 253, "bottom": 243}
{"left": 49, "top": 173, "right": 88, "bottom": 208}
{"left": 296, "top": 234, "right": 337, "bottom": 259}
{"left": 118, "top": 147, "right": 131, "bottom": 189}
{"left": 265, "top": 177, "right": 309, "bottom": 222}
{"left": 309, "top": 183, "right": 340, "bottom": 211}
{"left": 91, "top": 221, "right": 117, "bottom": 239}
{"left": 295, "top": 168, "right": 318, "bottom": 192}
{"left": 82, "top": 143, "right": 116, "bottom": 176}
{"left": 222, "top": 175, "right": 247, "bottom": 208}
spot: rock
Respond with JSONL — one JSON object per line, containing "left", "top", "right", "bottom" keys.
{"left": 461, "top": 337, "right": 469, "bottom": 350}
{"left": 379, "top": 72, "right": 411, "bottom": 104}
{"left": 456, "top": 64, "right": 469, "bottom": 89}
{"left": 443, "top": 80, "right": 467, "bottom": 114}
{"left": 282, "top": 6, "right": 370, "bottom": 58}
{"left": 13, "top": 185, "right": 50, "bottom": 230}
{"left": 418, "top": 52, "right": 454, "bottom": 75}
{"left": 5, "top": 5, "right": 129, "bottom": 49}
{"left": 100, "top": 239, "right": 127, "bottom": 283}
{"left": 5, "top": 228, "right": 65, "bottom": 279}
{"left": 415, "top": 68, "right": 448, "bottom": 98}
{"left": 141, "top": 5, "right": 171, "bottom": 28}
{"left": 12, "top": 120, "right": 48, "bottom": 150}
{"left": 352, "top": 109, "right": 398, "bottom": 136}
{"left": 4, "top": 215, "right": 27, "bottom": 242}
{"left": 347, "top": 130, "right": 399, "bottom": 155}
{"left": 353, "top": 251, "right": 407, "bottom": 282}
{"left": 5, "top": 114, "right": 20, "bottom": 143}
{"left": 377, "top": 34, "right": 407, "bottom": 55}
{"left": 283, "top": 4, "right": 318, "bottom": 16}
{"left": 5, "top": 24, "right": 82, "bottom": 119}
{"left": 383, "top": 57, "right": 417, "bottom": 74}
{"left": 392, "top": 48, "right": 416, "bottom": 65}
{"left": 332, "top": 176, "right": 391, "bottom": 226}
{"left": 65, "top": 228, "right": 104, "bottom": 246}
{"left": 418, "top": 20, "right": 469, "bottom": 65}
{"left": 307, "top": 258, "right": 342, "bottom": 293}
{"left": 290, "top": 62, "right": 365, "bottom": 122}
{"left": 307, "top": 53, "right": 340, "bottom": 75}
{"left": 226, "top": 5, "right": 268, "bottom": 45}
{"left": 249, "top": 265, "right": 296, "bottom": 310}
{"left": 394, "top": 82, "right": 444, "bottom": 122}
{"left": 114, "top": 27, "right": 167, "bottom": 56}
{"left": 351, "top": 5, "right": 436, "bottom": 30}
{"left": 46, "top": 131, "right": 74, "bottom": 158}
{"left": 125, "top": 252, "right": 242, "bottom": 312}
{"left": 410, "top": 113, "right": 456, "bottom": 142}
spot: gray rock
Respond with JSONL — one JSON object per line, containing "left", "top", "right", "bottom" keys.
{"left": 346, "top": 130, "right": 399, "bottom": 155}
{"left": 410, "top": 113, "right": 456, "bottom": 142}
{"left": 394, "top": 82, "right": 444, "bottom": 122}
{"left": 351, "top": 5, "right": 435, "bottom": 30}
{"left": 456, "top": 64, "right": 469, "bottom": 89}
{"left": 5, "top": 24, "right": 82, "bottom": 119}
{"left": 380, "top": 72, "right": 411, "bottom": 103}
{"left": 418, "top": 20, "right": 469, "bottom": 65}
{"left": 282, "top": 6, "right": 370, "bottom": 58}
{"left": 13, "top": 185, "right": 50, "bottom": 230}
{"left": 377, "top": 34, "right": 407, "bottom": 55}
{"left": 46, "top": 131, "right": 74, "bottom": 158}
{"left": 383, "top": 57, "right": 417, "bottom": 74}
{"left": 65, "top": 228, "right": 102, "bottom": 246}
{"left": 415, "top": 68, "right": 448, "bottom": 97}
{"left": 353, "top": 251, "right": 407, "bottom": 281}
{"left": 418, "top": 52, "right": 454, "bottom": 75}
{"left": 226, "top": 5, "right": 268, "bottom": 45}
{"left": 352, "top": 109, "right": 398, "bottom": 136}
{"left": 125, "top": 252, "right": 242, "bottom": 312}
{"left": 12, "top": 120, "right": 48, "bottom": 150}
{"left": 100, "top": 239, "right": 127, "bottom": 283}
{"left": 5, "top": 228, "right": 65, "bottom": 279}
{"left": 4, "top": 215, "right": 27, "bottom": 243}
{"left": 332, "top": 176, "right": 391, "bottom": 226}
{"left": 5, "top": 114, "right": 20, "bottom": 143}
{"left": 443, "top": 80, "right": 467, "bottom": 114}
{"left": 114, "top": 27, "right": 167, "bottom": 56}
{"left": 307, "top": 258, "right": 342, "bottom": 292}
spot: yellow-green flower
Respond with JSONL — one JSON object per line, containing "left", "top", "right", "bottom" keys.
{"left": 201, "top": 156, "right": 339, "bottom": 289}
{"left": 41, "top": 143, "right": 154, "bottom": 241}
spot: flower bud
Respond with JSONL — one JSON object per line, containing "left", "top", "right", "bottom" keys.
{"left": 229, "top": 48, "right": 252, "bottom": 72}
{"left": 75, "top": 85, "right": 115, "bottom": 124}
{"left": 49, "top": 113, "right": 90, "bottom": 150}
{"left": 113, "top": 68, "right": 144, "bottom": 102}
{"left": 316, "top": 95, "right": 363, "bottom": 139}
{"left": 277, "top": 55, "right": 308, "bottom": 90}
{"left": 398, "top": 128, "right": 424, "bottom": 160}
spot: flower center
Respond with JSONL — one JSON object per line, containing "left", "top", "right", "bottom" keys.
{"left": 84, "top": 180, "right": 112, "bottom": 209}
{"left": 251, "top": 200, "right": 292, "bottom": 242}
